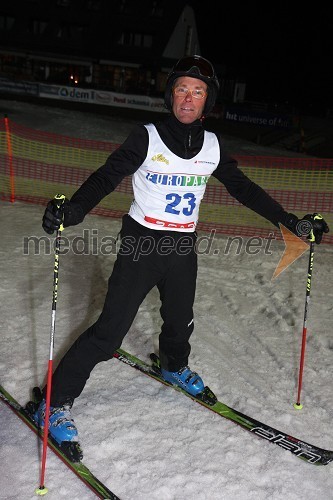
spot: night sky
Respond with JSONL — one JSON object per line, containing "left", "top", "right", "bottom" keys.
{"left": 190, "top": 3, "right": 331, "bottom": 115}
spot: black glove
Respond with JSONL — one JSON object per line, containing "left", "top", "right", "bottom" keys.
{"left": 298, "top": 213, "right": 329, "bottom": 244}
{"left": 42, "top": 198, "right": 67, "bottom": 235}
{"left": 42, "top": 198, "right": 84, "bottom": 235}
{"left": 285, "top": 212, "right": 329, "bottom": 244}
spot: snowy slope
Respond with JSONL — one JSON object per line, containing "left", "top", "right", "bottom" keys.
{"left": 0, "top": 101, "right": 332, "bottom": 500}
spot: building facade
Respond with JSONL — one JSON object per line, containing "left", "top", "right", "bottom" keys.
{"left": 0, "top": 0, "right": 201, "bottom": 97}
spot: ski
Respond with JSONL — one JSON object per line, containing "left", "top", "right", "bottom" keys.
{"left": 0, "top": 385, "right": 120, "bottom": 499}
{"left": 113, "top": 349, "right": 333, "bottom": 466}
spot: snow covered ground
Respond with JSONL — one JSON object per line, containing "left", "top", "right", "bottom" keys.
{"left": 1, "top": 100, "right": 332, "bottom": 499}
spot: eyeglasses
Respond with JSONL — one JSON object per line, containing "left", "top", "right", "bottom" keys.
{"left": 173, "top": 55, "right": 215, "bottom": 79}
{"left": 173, "top": 86, "right": 207, "bottom": 100}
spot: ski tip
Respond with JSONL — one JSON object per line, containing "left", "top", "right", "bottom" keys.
{"left": 293, "top": 402, "right": 303, "bottom": 410}
{"left": 35, "top": 485, "right": 49, "bottom": 495}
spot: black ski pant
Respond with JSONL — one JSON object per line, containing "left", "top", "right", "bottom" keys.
{"left": 50, "top": 215, "right": 198, "bottom": 406}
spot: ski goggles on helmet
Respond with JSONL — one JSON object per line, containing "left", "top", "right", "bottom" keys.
{"left": 173, "top": 55, "right": 215, "bottom": 79}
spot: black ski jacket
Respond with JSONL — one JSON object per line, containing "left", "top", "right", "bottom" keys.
{"left": 69, "top": 113, "right": 289, "bottom": 229}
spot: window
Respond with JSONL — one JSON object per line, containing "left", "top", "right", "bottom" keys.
{"left": 70, "top": 24, "right": 84, "bottom": 41}
{"left": 86, "top": 0, "right": 101, "bottom": 10}
{"left": 29, "top": 19, "right": 48, "bottom": 35}
{"left": 117, "top": 0, "right": 128, "bottom": 13}
{"left": 143, "top": 34, "right": 152, "bottom": 48}
{"left": 0, "top": 15, "right": 15, "bottom": 31}
{"left": 151, "top": 1, "right": 163, "bottom": 17}
{"left": 56, "top": 0, "right": 71, "bottom": 7}
{"left": 56, "top": 23, "right": 84, "bottom": 41}
{"left": 118, "top": 31, "right": 152, "bottom": 49}
{"left": 184, "top": 26, "right": 193, "bottom": 55}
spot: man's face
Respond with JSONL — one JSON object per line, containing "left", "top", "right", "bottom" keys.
{"left": 172, "top": 76, "right": 208, "bottom": 124}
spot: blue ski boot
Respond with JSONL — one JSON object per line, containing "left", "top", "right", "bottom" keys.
{"left": 26, "top": 387, "right": 82, "bottom": 462}
{"left": 33, "top": 398, "right": 79, "bottom": 445}
{"left": 160, "top": 365, "right": 205, "bottom": 397}
{"left": 150, "top": 354, "right": 217, "bottom": 405}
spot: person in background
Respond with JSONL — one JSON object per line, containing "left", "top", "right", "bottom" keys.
{"left": 35, "top": 55, "right": 329, "bottom": 459}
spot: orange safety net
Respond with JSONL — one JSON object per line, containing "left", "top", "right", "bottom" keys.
{"left": 1, "top": 117, "right": 332, "bottom": 244}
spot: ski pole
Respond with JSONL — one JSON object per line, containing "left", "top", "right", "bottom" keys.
{"left": 293, "top": 240, "right": 315, "bottom": 410}
{"left": 36, "top": 194, "right": 65, "bottom": 496}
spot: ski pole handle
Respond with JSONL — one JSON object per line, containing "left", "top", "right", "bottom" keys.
{"left": 51, "top": 194, "right": 66, "bottom": 309}
{"left": 53, "top": 193, "right": 66, "bottom": 234}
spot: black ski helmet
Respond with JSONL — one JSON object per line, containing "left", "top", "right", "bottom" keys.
{"left": 164, "top": 55, "right": 220, "bottom": 115}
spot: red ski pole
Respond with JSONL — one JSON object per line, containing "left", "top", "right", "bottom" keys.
{"left": 293, "top": 240, "right": 315, "bottom": 410}
{"left": 36, "top": 194, "right": 65, "bottom": 496}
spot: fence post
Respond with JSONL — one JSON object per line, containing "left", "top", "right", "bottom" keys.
{"left": 4, "top": 114, "right": 15, "bottom": 203}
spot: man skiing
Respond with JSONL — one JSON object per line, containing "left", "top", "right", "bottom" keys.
{"left": 35, "top": 55, "right": 329, "bottom": 458}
